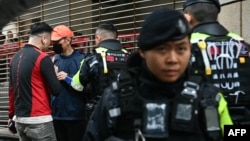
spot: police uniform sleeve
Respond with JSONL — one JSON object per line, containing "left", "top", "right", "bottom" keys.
{"left": 80, "top": 54, "right": 100, "bottom": 83}
{"left": 217, "top": 93, "right": 233, "bottom": 135}
{"left": 70, "top": 54, "right": 99, "bottom": 91}
{"left": 83, "top": 88, "right": 113, "bottom": 141}
{"left": 70, "top": 59, "right": 85, "bottom": 91}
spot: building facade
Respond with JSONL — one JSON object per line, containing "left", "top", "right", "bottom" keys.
{"left": 0, "top": 0, "right": 249, "bottom": 83}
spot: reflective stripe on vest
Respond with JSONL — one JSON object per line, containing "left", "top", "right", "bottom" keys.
{"left": 95, "top": 47, "right": 128, "bottom": 53}
{"left": 96, "top": 47, "right": 128, "bottom": 74}
{"left": 71, "top": 59, "right": 84, "bottom": 91}
{"left": 217, "top": 93, "right": 233, "bottom": 135}
{"left": 70, "top": 47, "right": 127, "bottom": 91}
{"left": 190, "top": 33, "right": 210, "bottom": 43}
{"left": 191, "top": 32, "right": 243, "bottom": 43}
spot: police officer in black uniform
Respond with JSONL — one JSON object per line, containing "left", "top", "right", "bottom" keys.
{"left": 183, "top": 0, "right": 250, "bottom": 125}
{"left": 83, "top": 8, "right": 233, "bottom": 141}
{"left": 64, "top": 23, "right": 129, "bottom": 124}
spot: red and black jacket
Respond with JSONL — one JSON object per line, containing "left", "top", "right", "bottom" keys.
{"left": 8, "top": 44, "right": 61, "bottom": 119}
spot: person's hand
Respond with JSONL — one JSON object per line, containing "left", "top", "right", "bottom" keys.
{"left": 7, "top": 118, "right": 12, "bottom": 126}
{"left": 57, "top": 71, "right": 68, "bottom": 80}
{"left": 7, "top": 118, "right": 17, "bottom": 134}
{"left": 184, "top": 13, "right": 191, "bottom": 23}
{"left": 54, "top": 65, "right": 58, "bottom": 74}
{"left": 51, "top": 56, "right": 55, "bottom": 63}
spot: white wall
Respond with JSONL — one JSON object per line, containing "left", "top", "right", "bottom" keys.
{"left": 219, "top": 0, "right": 250, "bottom": 43}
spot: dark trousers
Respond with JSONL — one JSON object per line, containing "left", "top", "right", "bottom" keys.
{"left": 53, "top": 120, "right": 86, "bottom": 141}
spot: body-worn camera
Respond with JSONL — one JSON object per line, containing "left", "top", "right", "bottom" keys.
{"left": 171, "top": 81, "right": 199, "bottom": 133}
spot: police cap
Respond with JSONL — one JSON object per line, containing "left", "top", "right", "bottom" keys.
{"left": 138, "top": 8, "right": 190, "bottom": 51}
{"left": 183, "top": 0, "right": 221, "bottom": 12}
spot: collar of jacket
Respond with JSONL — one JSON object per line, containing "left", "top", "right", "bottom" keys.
{"left": 98, "top": 39, "right": 123, "bottom": 50}
{"left": 138, "top": 61, "right": 188, "bottom": 99}
{"left": 192, "top": 21, "right": 229, "bottom": 36}
{"left": 126, "top": 51, "right": 191, "bottom": 99}
{"left": 25, "top": 44, "right": 41, "bottom": 50}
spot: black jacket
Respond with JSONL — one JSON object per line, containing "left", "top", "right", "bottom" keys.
{"left": 192, "top": 21, "right": 229, "bottom": 36}
{"left": 83, "top": 53, "right": 224, "bottom": 141}
{"left": 9, "top": 44, "right": 61, "bottom": 118}
{"left": 79, "top": 39, "right": 127, "bottom": 95}
{"left": 191, "top": 21, "right": 250, "bottom": 125}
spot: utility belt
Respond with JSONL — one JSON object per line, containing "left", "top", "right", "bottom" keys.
{"left": 107, "top": 73, "right": 222, "bottom": 141}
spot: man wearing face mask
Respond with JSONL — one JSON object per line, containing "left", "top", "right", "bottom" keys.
{"left": 51, "top": 24, "right": 86, "bottom": 141}
{"left": 63, "top": 23, "right": 129, "bottom": 124}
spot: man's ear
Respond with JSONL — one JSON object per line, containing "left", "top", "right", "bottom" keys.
{"left": 184, "top": 13, "right": 191, "bottom": 23}
{"left": 184, "top": 13, "right": 197, "bottom": 28}
{"left": 41, "top": 36, "right": 46, "bottom": 45}
{"left": 138, "top": 49, "right": 145, "bottom": 59}
{"left": 96, "top": 35, "right": 102, "bottom": 41}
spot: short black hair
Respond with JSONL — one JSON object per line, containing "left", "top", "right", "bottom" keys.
{"left": 30, "top": 22, "right": 53, "bottom": 35}
{"left": 96, "top": 22, "right": 118, "bottom": 38}
{"left": 184, "top": 3, "right": 218, "bottom": 22}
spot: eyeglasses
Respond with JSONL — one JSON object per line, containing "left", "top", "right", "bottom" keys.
{"left": 52, "top": 37, "right": 66, "bottom": 44}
